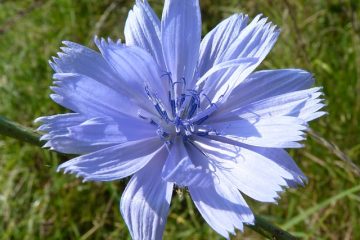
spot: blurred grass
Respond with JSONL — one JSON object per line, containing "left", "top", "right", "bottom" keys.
{"left": 0, "top": 0, "right": 359, "bottom": 239}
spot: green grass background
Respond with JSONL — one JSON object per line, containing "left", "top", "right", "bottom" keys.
{"left": 0, "top": 0, "right": 359, "bottom": 239}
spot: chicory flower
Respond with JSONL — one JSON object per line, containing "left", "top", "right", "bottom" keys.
{"left": 36, "top": 0, "right": 325, "bottom": 239}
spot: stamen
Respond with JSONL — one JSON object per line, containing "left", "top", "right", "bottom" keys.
{"left": 165, "top": 74, "right": 176, "bottom": 118}
{"left": 178, "top": 93, "right": 186, "bottom": 109}
{"left": 193, "top": 115, "right": 208, "bottom": 125}
{"left": 172, "top": 78, "right": 186, "bottom": 93}
{"left": 160, "top": 72, "right": 172, "bottom": 79}
{"left": 145, "top": 72, "right": 222, "bottom": 144}
{"left": 185, "top": 91, "right": 198, "bottom": 117}
{"left": 202, "top": 93, "right": 211, "bottom": 102}
{"left": 156, "top": 128, "right": 171, "bottom": 142}
{"left": 169, "top": 91, "right": 176, "bottom": 118}
{"left": 145, "top": 85, "right": 170, "bottom": 122}
{"left": 182, "top": 121, "right": 193, "bottom": 136}
{"left": 187, "top": 98, "right": 198, "bottom": 118}
{"left": 174, "top": 116, "right": 181, "bottom": 133}
{"left": 196, "top": 129, "right": 209, "bottom": 136}
{"left": 208, "top": 130, "right": 219, "bottom": 136}
{"left": 171, "top": 77, "right": 187, "bottom": 116}
{"left": 189, "top": 103, "right": 218, "bottom": 124}
{"left": 181, "top": 77, "right": 186, "bottom": 88}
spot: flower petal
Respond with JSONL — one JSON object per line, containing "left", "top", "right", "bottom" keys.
{"left": 194, "top": 138, "right": 295, "bottom": 202}
{"left": 243, "top": 145, "right": 307, "bottom": 185}
{"left": 207, "top": 116, "right": 307, "bottom": 148}
{"left": 57, "top": 137, "right": 163, "bottom": 181}
{"left": 196, "top": 57, "right": 257, "bottom": 87}
{"left": 219, "top": 14, "right": 279, "bottom": 64}
{"left": 67, "top": 117, "right": 156, "bottom": 143}
{"left": 161, "top": 139, "right": 211, "bottom": 187}
{"left": 42, "top": 118, "right": 126, "bottom": 154}
{"left": 215, "top": 69, "right": 317, "bottom": 115}
{"left": 50, "top": 73, "right": 139, "bottom": 119}
{"left": 212, "top": 87, "right": 325, "bottom": 123}
{"left": 205, "top": 137, "right": 306, "bottom": 184}
{"left": 36, "top": 113, "right": 111, "bottom": 154}
{"left": 121, "top": 151, "right": 173, "bottom": 240}
{"left": 95, "top": 38, "right": 169, "bottom": 113}
{"left": 233, "top": 88, "right": 325, "bottom": 121}
{"left": 125, "top": 0, "right": 165, "bottom": 68}
{"left": 198, "top": 15, "right": 279, "bottom": 103}
{"left": 161, "top": 0, "right": 201, "bottom": 87}
{"left": 189, "top": 177, "right": 254, "bottom": 238}
{"left": 37, "top": 114, "right": 156, "bottom": 154}
{"left": 198, "top": 14, "right": 249, "bottom": 76}
{"left": 199, "top": 58, "right": 258, "bottom": 104}
{"left": 35, "top": 113, "right": 86, "bottom": 133}
{"left": 50, "top": 41, "right": 122, "bottom": 92}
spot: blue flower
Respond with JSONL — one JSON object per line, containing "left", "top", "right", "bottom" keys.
{"left": 36, "top": 0, "right": 325, "bottom": 239}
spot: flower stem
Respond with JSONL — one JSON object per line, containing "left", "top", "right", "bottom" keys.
{"left": 0, "top": 116, "right": 299, "bottom": 239}
{"left": 246, "top": 215, "right": 299, "bottom": 239}
{"left": 0, "top": 116, "right": 42, "bottom": 146}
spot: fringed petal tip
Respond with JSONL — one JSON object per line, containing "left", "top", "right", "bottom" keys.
{"left": 34, "top": 116, "right": 46, "bottom": 124}
{"left": 49, "top": 39, "right": 124, "bottom": 75}
{"left": 295, "top": 175, "right": 309, "bottom": 187}
{"left": 42, "top": 141, "right": 51, "bottom": 149}
{"left": 36, "top": 125, "right": 48, "bottom": 132}
{"left": 93, "top": 36, "right": 123, "bottom": 50}
{"left": 40, "top": 142, "right": 57, "bottom": 153}
{"left": 189, "top": 179, "right": 255, "bottom": 238}
{"left": 39, "top": 134, "right": 51, "bottom": 141}
{"left": 56, "top": 167, "right": 91, "bottom": 184}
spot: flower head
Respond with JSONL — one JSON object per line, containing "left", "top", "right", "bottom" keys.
{"left": 36, "top": 0, "right": 325, "bottom": 239}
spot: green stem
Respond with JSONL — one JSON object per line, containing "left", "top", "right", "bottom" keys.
{"left": 0, "top": 116, "right": 298, "bottom": 240}
{"left": 0, "top": 116, "right": 43, "bottom": 146}
{"left": 247, "top": 215, "right": 299, "bottom": 240}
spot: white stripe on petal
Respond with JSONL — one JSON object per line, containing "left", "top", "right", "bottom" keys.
{"left": 35, "top": 113, "right": 86, "bottom": 132}
{"left": 37, "top": 113, "right": 157, "bottom": 154}
{"left": 206, "top": 116, "right": 307, "bottom": 148}
{"left": 51, "top": 73, "right": 139, "bottom": 119}
{"left": 196, "top": 57, "right": 257, "bottom": 87}
{"left": 212, "top": 87, "right": 325, "bottom": 123}
{"left": 220, "top": 15, "right": 279, "bottom": 63}
{"left": 36, "top": 114, "right": 114, "bottom": 154}
{"left": 161, "top": 0, "right": 201, "bottom": 88}
{"left": 125, "top": 0, "right": 165, "bottom": 68}
{"left": 215, "top": 69, "right": 315, "bottom": 115}
{"left": 194, "top": 138, "right": 294, "bottom": 202}
{"left": 189, "top": 176, "right": 254, "bottom": 238}
{"left": 243, "top": 145, "right": 307, "bottom": 185}
{"left": 198, "top": 14, "right": 249, "bottom": 77}
{"left": 67, "top": 117, "right": 156, "bottom": 143}
{"left": 199, "top": 15, "right": 280, "bottom": 103}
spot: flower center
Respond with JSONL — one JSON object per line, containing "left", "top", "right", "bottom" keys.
{"left": 140, "top": 73, "right": 220, "bottom": 145}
